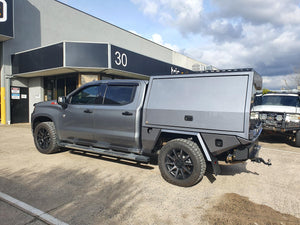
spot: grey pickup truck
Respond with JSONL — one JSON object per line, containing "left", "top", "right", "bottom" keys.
{"left": 31, "top": 69, "right": 270, "bottom": 187}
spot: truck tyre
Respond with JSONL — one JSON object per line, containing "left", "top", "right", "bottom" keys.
{"left": 295, "top": 131, "right": 300, "bottom": 147}
{"left": 33, "top": 122, "right": 59, "bottom": 154}
{"left": 158, "top": 138, "right": 206, "bottom": 187}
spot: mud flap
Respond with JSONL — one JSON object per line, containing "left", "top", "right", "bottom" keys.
{"left": 211, "top": 156, "right": 221, "bottom": 175}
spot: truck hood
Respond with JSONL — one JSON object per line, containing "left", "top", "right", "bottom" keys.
{"left": 252, "top": 105, "right": 298, "bottom": 113}
{"left": 34, "top": 101, "right": 58, "bottom": 107}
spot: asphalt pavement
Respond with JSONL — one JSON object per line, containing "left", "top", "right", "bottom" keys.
{"left": 0, "top": 124, "right": 299, "bottom": 225}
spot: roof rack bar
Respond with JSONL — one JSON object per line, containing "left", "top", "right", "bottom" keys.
{"left": 196, "top": 68, "right": 253, "bottom": 74}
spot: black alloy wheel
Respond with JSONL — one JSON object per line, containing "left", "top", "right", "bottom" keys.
{"left": 165, "top": 148, "right": 194, "bottom": 180}
{"left": 33, "top": 122, "right": 59, "bottom": 154}
{"left": 37, "top": 127, "right": 51, "bottom": 150}
{"left": 158, "top": 138, "right": 206, "bottom": 187}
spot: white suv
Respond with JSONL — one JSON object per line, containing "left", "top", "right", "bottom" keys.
{"left": 252, "top": 91, "right": 300, "bottom": 146}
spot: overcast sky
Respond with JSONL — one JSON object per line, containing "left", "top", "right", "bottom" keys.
{"left": 58, "top": 0, "right": 300, "bottom": 90}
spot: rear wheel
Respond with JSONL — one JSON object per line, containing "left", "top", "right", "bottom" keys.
{"left": 33, "top": 122, "right": 59, "bottom": 154}
{"left": 158, "top": 138, "right": 206, "bottom": 187}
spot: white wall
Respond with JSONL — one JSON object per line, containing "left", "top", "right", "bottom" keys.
{"left": 37, "top": 0, "right": 173, "bottom": 62}
{"left": 28, "top": 77, "right": 43, "bottom": 121}
{"left": 2, "top": 0, "right": 207, "bottom": 123}
{"left": 172, "top": 52, "right": 206, "bottom": 71}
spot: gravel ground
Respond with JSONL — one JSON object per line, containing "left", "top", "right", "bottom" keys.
{"left": 0, "top": 124, "right": 299, "bottom": 225}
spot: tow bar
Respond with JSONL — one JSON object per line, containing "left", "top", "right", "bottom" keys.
{"left": 251, "top": 157, "right": 272, "bottom": 166}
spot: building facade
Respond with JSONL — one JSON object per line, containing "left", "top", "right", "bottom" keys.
{"left": 0, "top": 0, "right": 207, "bottom": 124}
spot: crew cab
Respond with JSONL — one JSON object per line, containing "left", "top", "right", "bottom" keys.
{"left": 31, "top": 69, "right": 270, "bottom": 187}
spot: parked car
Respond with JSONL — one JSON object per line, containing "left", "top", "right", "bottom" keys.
{"left": 252, "top": 90, "right": 300, "bottom": 146}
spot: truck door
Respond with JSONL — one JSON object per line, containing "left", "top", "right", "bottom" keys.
{"left": 93, "top": 83, "right": 141, "bottom": 151}
{"left": 59, "top": 85, "right": 100, "bottom": 144}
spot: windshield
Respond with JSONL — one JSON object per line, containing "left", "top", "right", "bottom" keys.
{"left": 260, "top": 95, "right": 299, "bottom": 107}
{"left": 253, "top": 95, "right": 262, "bottom": 106}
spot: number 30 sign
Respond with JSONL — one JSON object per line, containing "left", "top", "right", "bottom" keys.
{"left": 114, "top": 51, "right": 128, "bottom": 67}
{"left": 0, "top": 0, "right": 7, "bottom": 23}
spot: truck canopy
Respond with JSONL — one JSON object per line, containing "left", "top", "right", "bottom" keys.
{"left": 143, "top": 69, "right": 261, "bottom": 139}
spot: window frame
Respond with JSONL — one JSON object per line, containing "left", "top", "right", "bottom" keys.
{"left": 102, "top": 84, "right": 137, "bottom": 106}
{"left": 68, "top": 82, "right": 139, "bottom": 106}
{"left": 69, "top": 85, "right": 100, "bottom": 105}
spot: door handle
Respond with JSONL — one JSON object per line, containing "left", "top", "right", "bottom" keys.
{"left": 84, "top": 109, "right": 93, "bottom": 113}
{"left": 122, "top": 111, "right": 133, "bottom": 116}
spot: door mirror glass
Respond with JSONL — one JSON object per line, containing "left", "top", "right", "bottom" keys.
{"left": 57, "top": 96, "right": 67, "bottom": 108}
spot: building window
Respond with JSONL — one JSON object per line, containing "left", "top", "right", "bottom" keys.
{"left": 80, "top": 74, "right": 99, "bottom": 85}
{"left": 44, "top": 74, "right": 78, "bottom": 101}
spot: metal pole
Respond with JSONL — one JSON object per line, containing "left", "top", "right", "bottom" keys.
{"left": 5, "top": 76, "right": 10, "bottom": 124}
{"left": 0, "top": 43, "right": 5, "bottom": 125}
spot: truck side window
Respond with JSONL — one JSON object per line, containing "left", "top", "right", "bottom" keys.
{"left": 95, "top": 84, "right": 106, "bottom": 104}
{"left": 70, "top": 85, "right": 99, "bottom": 104}
{"left": 104, "top": 85, "right": 136, "bottom": 105}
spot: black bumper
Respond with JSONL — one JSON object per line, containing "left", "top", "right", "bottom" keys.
{"left": 262, "top": 125, "right": 298, "bottom": 133}
{"left": 226, "top": 140, "right": 260, "bottom": 163}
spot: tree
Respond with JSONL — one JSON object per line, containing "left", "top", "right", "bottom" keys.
{"left": 263, "top": 88, "right": 271, "bottom": 94}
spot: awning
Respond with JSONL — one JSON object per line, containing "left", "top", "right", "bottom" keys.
{"left": 11, "top": 42, "right": 192, "bottom": 78}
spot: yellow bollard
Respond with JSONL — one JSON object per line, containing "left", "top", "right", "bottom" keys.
{"left": 1, "top": 87, "right": 6, "bottom": 124}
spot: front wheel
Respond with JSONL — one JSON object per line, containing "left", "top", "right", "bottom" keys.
{"left": 158, "top": 138, "right": 206, "bottom": 187}
{"left": 33, "top": 122, "right": 59, "bottom": 154}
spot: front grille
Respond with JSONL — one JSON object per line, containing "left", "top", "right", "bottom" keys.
{"left": 260, "top": 112, "right": 284, "bottom": 128}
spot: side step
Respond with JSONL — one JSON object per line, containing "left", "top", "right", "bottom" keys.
{"left": 62, "top": 143, "right": 150, "bottom": 163}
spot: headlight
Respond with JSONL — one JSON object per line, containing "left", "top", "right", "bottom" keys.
{"left": 260, "top": 113, "right": 267, "bottom": 120}
{"left": 285, "top": 114, "right": 300, "bottom": 122}
{"left": 250, "top": 112, "right": 259, "bottom": 120}
{"left": 276, "top": 115, "right": 283, "bottom": 121}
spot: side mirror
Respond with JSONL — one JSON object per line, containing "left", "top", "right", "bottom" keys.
{"left": 57, "top": 96, "right": 68, "bottom": 108}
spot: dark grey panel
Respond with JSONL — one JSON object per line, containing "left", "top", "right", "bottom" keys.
{"left": 65, "top": 42, "right": 108, "bottom": 68}
{"left": 141, "top": 127, "right": 161, "bottom": 155}
{"left": 12, "top": 43, "right": 63, "bottom": 74}
{"left": 12, "top": 42, "right": 189, "bottom": 76}
{"left": 111, "top": 45, "right": 192, "bottom": 76}
{"left": 0, "top": 0, "right": 13, "bottom": 38}
{"left": 202, "top": 133, "right": 241, "bottom": 156}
